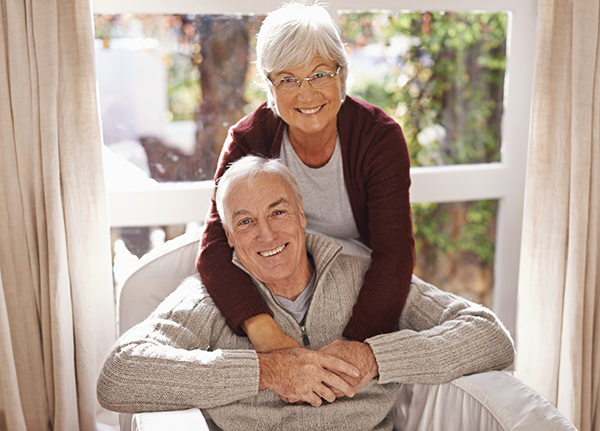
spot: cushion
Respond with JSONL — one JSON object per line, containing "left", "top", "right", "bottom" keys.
{"left": 118, "top": 227, "right": 203, "bottom": 335}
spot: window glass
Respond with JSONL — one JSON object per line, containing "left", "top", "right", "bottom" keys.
{"left": 412, "top": 199, "right": 498, "bottom": 308}
{"left": 95, "top": 14, "right": 267, "bottom": 183}
{"left": 96, "top": 12, "right": 504, "bottom": 305}
{"left": 340, "top": 11, "right": 508, "bottom": 167}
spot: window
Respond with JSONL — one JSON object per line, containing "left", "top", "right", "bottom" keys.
{"left": 93, "top": 0, "right": 539, "bottom": 338}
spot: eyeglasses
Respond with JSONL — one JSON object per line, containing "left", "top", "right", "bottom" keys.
{"left": 267, "top": 65, "right": 341, "bottom": 94}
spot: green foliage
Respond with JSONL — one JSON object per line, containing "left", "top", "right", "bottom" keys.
{"left": 167, "top": 53, "right": 201, "bottom": 121}
{"left": 340, "top": 11, "right": 507, "bottom": 267}
{"left": 341, "top": 11, "right": 507, "bottom": 167}
{"left": 412, "top": 200, "right": 498, "bottom": 265}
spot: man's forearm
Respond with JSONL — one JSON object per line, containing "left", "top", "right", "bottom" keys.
{"left": 366, "top": 277, "right": 515, "bottom": 385}
{"left": 98, "top": 341, "right": 260, "bottom": 412}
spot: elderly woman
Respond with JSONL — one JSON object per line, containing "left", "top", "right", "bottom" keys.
{"left": 197, "top": 2, "right": 414, "bottom": 352}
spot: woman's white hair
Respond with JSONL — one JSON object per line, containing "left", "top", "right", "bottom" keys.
{"left": 255, "top": 2, "right": 349, "bottom": 113}
{"left": 216, "top": 155, "right": 304, "bottom": 232}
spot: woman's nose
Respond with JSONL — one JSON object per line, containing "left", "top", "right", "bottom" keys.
{"left": 297, "top": 79, "right": 317, "bottom": 98}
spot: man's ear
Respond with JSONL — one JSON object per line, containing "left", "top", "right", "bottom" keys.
{"left": 298, "top": 197, "right": 307, "bottom": 229}
{"left": 224, "top": 227, "right": 235, "bottom": 248}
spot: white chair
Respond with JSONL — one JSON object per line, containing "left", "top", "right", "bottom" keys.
{"left": 117, "top": 230, "right": 577, "bottom": 431}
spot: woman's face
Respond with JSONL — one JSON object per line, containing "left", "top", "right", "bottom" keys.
{"left": 269, "top": 55, "right": 342, "bottom": 141}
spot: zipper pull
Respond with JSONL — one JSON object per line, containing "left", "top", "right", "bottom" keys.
{"left": 300, "top": 325, "right": 310, "bottom": 347}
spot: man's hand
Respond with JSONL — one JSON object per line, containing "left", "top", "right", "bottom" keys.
{"left": 318, "top": 340, "right": 379, "bottom": 398}
{"left": 257, "top": 347, "right": 359, "bottom": 406}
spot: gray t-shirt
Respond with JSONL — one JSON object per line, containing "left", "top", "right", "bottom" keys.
{"left": 279, "top": 129, "right": 371, "bottom": 258}
{"left": 274, "top": 269, "right": 316, "bottom": 324}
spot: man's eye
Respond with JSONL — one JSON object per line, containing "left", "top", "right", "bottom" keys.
{"left": 273, "top": 210, "right": 285, "bottom": 216}
{"left": 239, "top": 219, "right": 251, "bottom": 226}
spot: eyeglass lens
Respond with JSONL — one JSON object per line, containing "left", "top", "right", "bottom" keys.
{"left": 276, "top": 69, "right": 338, "bottom": 93}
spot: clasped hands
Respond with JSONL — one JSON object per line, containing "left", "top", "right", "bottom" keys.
{"left": 257, "top": 339, "right": 379, "bottom": 407}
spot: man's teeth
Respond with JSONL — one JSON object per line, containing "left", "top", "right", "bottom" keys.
{"left": 259, "top": 244, "right": 286, "bottom": 257}
{"left": 299, "top": 106, "right": 320, "bottom": 114}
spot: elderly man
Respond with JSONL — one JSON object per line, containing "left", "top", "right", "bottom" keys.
{"left": 98, "top": 156, "right": 514, "bottom": 431}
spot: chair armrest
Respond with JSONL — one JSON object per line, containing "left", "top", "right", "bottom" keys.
{"left": 392, "top": 371, "right": 577, "bottom": 431}
{"left": 131, "top": 409, "right": 208, "bottom": 431}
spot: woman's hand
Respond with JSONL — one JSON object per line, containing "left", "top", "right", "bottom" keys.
{"left": 242, "top": 313, "right": 300, "bottom": 352}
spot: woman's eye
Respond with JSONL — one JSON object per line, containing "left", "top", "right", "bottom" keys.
{"left": 314, "top": 71, "right": 328, "bottom": 79}
{"left": 281, "top": 77, "right": 297, "bottom": 84}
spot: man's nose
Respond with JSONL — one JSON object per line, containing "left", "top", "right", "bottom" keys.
{"left": 256, "top": 219, "right": 276, "bottom": 241}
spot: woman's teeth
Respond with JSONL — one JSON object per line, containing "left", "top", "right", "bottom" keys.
{"left": 298, "top": 106, "right": 321, "bottom": 114}
{"left": 259, "top": 244, "right": 286, "bottom": 257}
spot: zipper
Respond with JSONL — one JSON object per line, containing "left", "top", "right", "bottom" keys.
{"left": 300, "top": 325, "right": 310, "bottom": 347}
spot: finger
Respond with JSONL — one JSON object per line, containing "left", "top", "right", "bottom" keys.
{"left": 321, "top": 372, "right": 356, "bottom": 398}
{"left": 296, "top": 385, "right": 323, "bottom": 407}
{"left": 303, "top": 391, "right": 323, "bottom": 407}
{"left": 313, "top": 383, "right": 337, "bottom": 404}
{"left": 319, "top": 354, "right": 359, "bottom": 379}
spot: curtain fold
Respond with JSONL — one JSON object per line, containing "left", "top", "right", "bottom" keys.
{"left": 516, "top": 0, "right": 600, "bottom": 430}
{"left": 0, "top": 0, "right": 116, "bottom": 430}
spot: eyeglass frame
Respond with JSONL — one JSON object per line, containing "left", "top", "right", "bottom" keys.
{"left": 267, "top": 65, "right": 341, "bottom": 92}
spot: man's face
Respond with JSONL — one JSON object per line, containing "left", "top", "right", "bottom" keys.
{"left": 224, "top": 173, "right": 309, "bottom": 292}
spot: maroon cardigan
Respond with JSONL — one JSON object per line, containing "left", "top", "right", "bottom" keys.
{"left": 196, "top": 96, "right": 415, "bottom": 341}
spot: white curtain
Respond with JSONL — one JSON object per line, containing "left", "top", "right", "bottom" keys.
{"left": 516, "top": 0, "right": 600, "bottom": 430}
{"left": 0, "top": 0, "right": 116, "bottom": 430}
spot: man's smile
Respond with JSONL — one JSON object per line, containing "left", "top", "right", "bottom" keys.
{"left": 258, "top": 243, "right": 287, "bottom": 257}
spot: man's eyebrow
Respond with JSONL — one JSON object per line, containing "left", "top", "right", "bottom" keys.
{"left": 231, "top": 209, "right": 250, "bottom": 219}
{"left": 230, "top": 198, "right": 290, "bottom": 220}
{"left": 268, "top": 198, "right": 289, "bottom": 209}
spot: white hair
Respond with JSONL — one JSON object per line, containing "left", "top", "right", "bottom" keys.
{"left": 216, "top": 156, "right": 304, "bottom": 232}
{"left": 255, "top": 2, "right": 349, "bottom": 113}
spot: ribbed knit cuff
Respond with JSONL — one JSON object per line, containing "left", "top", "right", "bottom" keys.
{"left": 364, "top": 334, "right": 405, "bottom": 384}
{"left": 213, "top": 350, "right": 261, "bottom": 401}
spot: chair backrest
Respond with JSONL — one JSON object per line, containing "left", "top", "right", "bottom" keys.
{"left": 118, "top": 227, "right": 204, "bottom": 336}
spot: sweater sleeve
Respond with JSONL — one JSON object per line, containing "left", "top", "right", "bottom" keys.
{"left": 365, "top": 276, "right": 515, "bottom": 385}
{"left": 97, "top": 276, "right": 260, "bottom": 413}
{"left": 196, "top": 109, "right": 281, "bottom": 336}
{"left": 341, "top": 98, "right": 415, "bottom": 341}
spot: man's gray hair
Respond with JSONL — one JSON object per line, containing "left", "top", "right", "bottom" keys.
{"left": 216, "top": 155, "right": 304, "bottom": 232}
{"left": 256, "top": 1, "right": 349, "bottom": 114}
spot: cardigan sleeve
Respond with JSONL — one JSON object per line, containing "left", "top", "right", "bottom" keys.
{"left": 340, "top": 98, "right": 416, "bottom": 341}
{"left": 196, "top": 131, "right": 273, "bottom": 336}
{"left": 196, "top": 105, "right": 283, "bottom": 336}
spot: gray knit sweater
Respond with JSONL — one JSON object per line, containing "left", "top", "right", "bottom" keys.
{"left": 98, "top": 234, "right": 514, "bottom": 430}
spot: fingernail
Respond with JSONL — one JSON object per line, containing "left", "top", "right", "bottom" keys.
{"left": 353, "top": 369, "right": 359, "bottom": 377}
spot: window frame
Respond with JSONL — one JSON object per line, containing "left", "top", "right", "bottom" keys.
{"left": 94, "top": 0, "right": 540, "bottom": 339}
